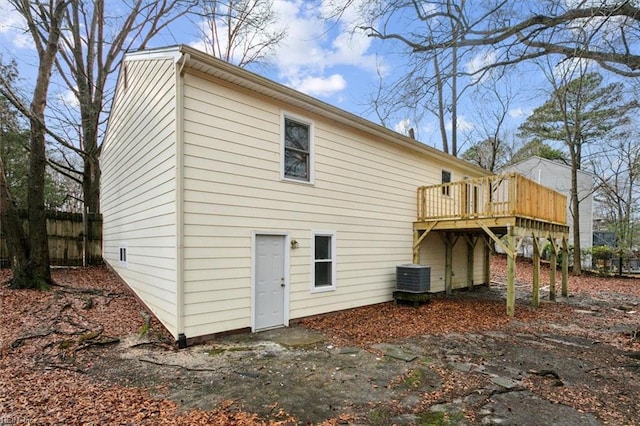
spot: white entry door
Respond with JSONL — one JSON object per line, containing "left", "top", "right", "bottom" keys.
{"left": 255, "top": 235, "right": 286, "bottom": 330}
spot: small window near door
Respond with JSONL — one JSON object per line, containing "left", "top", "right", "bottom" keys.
{"left": 282, "top": 114, "right": 314, "bottom": 183}
{"left": 441, "top": 170, "right": 452, "bottom": 196}
{"left": 312, "top": 231, "right": 335, "bottom": 291}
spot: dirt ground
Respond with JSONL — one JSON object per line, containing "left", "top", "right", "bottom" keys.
{"left": 1, "top": 256, "right": 639, "bottom": 425}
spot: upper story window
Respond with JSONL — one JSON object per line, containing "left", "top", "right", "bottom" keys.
{"left": 441, "top": 170, "right": 452, "bottom": 196}
{"left": 282, "top": 114, "right": 314, "bottom": 183}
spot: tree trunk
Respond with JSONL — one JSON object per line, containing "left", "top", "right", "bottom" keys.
{"left": 83, "top": 154, "right": 101, "bottom": 214}
{"left": 9, "top": 0, "right": 68, "bottom": 290}
{"left": 570, "top": 163, "right": 582, "bottom": 274}
{"left": 26, "top": 113, "right": 52, "bottom": 289}
{"left": 0, "top": 160, "right": 31, "bottom": 287}
{"left": 433, "top": 55, "right": 449, "bottom": 154}
{"left": 450, "top": 24, "right": 458, "bottom": 157}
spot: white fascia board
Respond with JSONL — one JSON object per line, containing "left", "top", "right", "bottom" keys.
{"left": 124, "top": 46, "right": 183, "bottom": 63}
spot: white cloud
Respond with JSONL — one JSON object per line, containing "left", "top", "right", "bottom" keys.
{"left": 0, "top": 0, "right": 32, "bottom": 49}
{"left": 446, "top": 116, "right": 474, "bottom": 132}
{"left": 188, "top": 39, "right": 208, "bottom": 54}
{"left": 57, "top": 89, "right": 80, "bottom": 109}
{"left": 394, "top": 118, "right": 412, "bottom": 135}
{"left": 0, "top": 0, "right": 22, "bottom": 33}
{"left": 420, "top": 123, "right": 435, "bottom": 136}
{"left": 552, "top": 57, "right": 593, "bottom": 81}
{"left": 465, "top": 50, "right": 498, "bottom": 83}
{"left": 186, "top": 0, "right": 382, "bottom": 99}
{"left": 508, "top": 107, "right": 530, "bottom": 118}
{"left": 270, "top": 0, "right": 379, "bottom": 96}
{"left": 290, "top": 74, "right": 346, "bottom": 97}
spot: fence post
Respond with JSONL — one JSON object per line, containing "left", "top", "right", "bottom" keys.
{"left": 83, "top": 206, "right": 88, "bottom": 267}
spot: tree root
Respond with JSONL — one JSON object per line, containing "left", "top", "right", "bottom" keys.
{"left": 139, "top": 358, "right": 221, "bottom": 372}
{"left": 50, "top": 282, "right": 126, "bottom": 298}
{"left": 74, "top": 336, "right": 120, "bottom": 353}
{"left": 11, "top": 330, "right": 54, "bottom": 348}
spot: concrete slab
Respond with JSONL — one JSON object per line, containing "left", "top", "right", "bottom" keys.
{"left": 256, "top": 327, "right": 326, "bottom": 348}
{"left": 371, "top": 343, "right": 418, "bottom": 362}
{"left": 490, "top": 376, "right": 520, "bottom": 389}
{"left": 448, "top": 362, "right": 473, "bottom": 372}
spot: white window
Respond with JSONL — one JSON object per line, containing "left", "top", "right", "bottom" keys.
{"left": 119, "top": 243, "right": 128, "bottom": 267}
{"left": 312, "top": 231, "right": 336, "bottom": 291}
{"left": 282, "top": 113, "right": 314, "bottom": 183}
{"left": 441, "top": 170, "right": 452, "bottom": 196}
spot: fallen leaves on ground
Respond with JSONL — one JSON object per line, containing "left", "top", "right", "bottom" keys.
{"left": 1, "top": 255, "right": 639, "bottom": 424}
{"left": 299, "top": 297, "right": 546, "bottom": 347}
{"left": 0, "top": 267, "right": 294, "bottom": 425}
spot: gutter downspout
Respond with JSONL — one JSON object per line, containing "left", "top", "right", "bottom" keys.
{"left": 175, "top": 52, "right": 190, "bottom": 347}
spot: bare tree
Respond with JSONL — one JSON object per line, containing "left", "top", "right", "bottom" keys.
{"left": 592, "top": 135, "right": 640, "bottom": 251}
{"left": 54, "top": 0, "right": 196, "bottom": 215}
{"left": 196, "top": 0, "right": 286, "bottom": 67}
{"left": 2, "top": 1, "right": 196, "bottom": 216}
{"left": 462, "top": 77, "right": 515, "bottom": 171}
{"left": 0, "top": 0, "right": 69, "bottom": 290}
{"left": 357, "top": 0, "right": 640, "bottom": 78}
{"left": 327, "top": 0, "right": 640, "bottom": 156}
{"left": 357, "top": 0, "right": 474, "bottom": 155}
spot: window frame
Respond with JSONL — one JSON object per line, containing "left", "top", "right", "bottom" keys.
{"left": 441, "top": 169, "right": 452, "bottom": 196}
{"left": 311, "top": 230, "right": 336, "bottom": 293}
{"left": 281, "top": 112, "right": 314, "bottom": 184}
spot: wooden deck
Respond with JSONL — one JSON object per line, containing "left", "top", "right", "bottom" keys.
{"left": 416, "top": 172, "right": 567, "bottom": 230}
{"left": 412, "top": 173, "right": 570, "bottom": 317}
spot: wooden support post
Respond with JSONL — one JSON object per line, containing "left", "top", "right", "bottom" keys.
{"left": 466, "top": 236, "right": 477, "bottom": 290}
{"left": 549, "top": 238, "right": 557, "bottom": 302}
{"left": 412, "top": 222, "right": 436, "bottom": 264}
{"left": 444, "top": 233, "right": 453, "bottom": 295}
{"left": 532, "top": 237, "right": 540, "bottom": 307}
{"left": 484, "top": 236, "right": 491, "bottom": 287}
{"left": 561, "top": 236, "right": 569, "bottom": 297}
{"left": 506, "top": 228, "right": 516, "bottom": 317}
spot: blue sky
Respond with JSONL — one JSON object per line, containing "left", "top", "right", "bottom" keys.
{"left": 0, "top": 0, "right": 548, "bottom": 154}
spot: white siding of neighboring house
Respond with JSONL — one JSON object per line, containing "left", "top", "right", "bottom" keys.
{"left": 503, "top": 157, "right": 593, "bottom": 266}
{"left": 101, "top": 56, "right": 179, "bottom": 337}
{"left": 180, "top": 72, "right": 488, "bottom": 337}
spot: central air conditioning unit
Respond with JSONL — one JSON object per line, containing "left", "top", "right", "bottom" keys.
{"left": 396, "top": 264, "right": 431, "bottom": 293}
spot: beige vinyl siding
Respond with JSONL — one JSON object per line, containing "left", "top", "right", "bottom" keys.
{"left": 416, "top": 234, "right": 487, "bottom": 292}
{"left": 101, "top": 57, "right": 179, "bottom": 337}
{"left": 181, "top": 73, "right": 486, "bottom": 337}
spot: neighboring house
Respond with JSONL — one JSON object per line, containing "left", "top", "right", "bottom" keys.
{"left": 593, "top": 231, "right": 616, "bottom": 247}
{"left": 101, "top": 45, "right": 493, "bottom": 344}
{"left": 502, "top": 156, "right": 594, "bottom": 267}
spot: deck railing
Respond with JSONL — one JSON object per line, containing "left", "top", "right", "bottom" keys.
{"left": 417, "top": 172, "right": 567, "bottom": 225}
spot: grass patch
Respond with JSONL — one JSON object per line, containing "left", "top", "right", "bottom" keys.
{"left": 405, "top": 368, "right": 424, "bottom": 388}
{"left": 368, "top": 409, "right": 392, "bottom": 426}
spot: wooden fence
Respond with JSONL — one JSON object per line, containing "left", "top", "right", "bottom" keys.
{"left": 0, "top": 210, "right": 102, "bottom": 267}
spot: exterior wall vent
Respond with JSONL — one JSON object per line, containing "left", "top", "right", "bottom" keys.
{"left": 396, "top": 264, "right": 431, "bottom": 293}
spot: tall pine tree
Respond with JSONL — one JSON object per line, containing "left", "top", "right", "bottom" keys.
{"left": 518, "top": 72, "right": 637, "bottom": 273}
